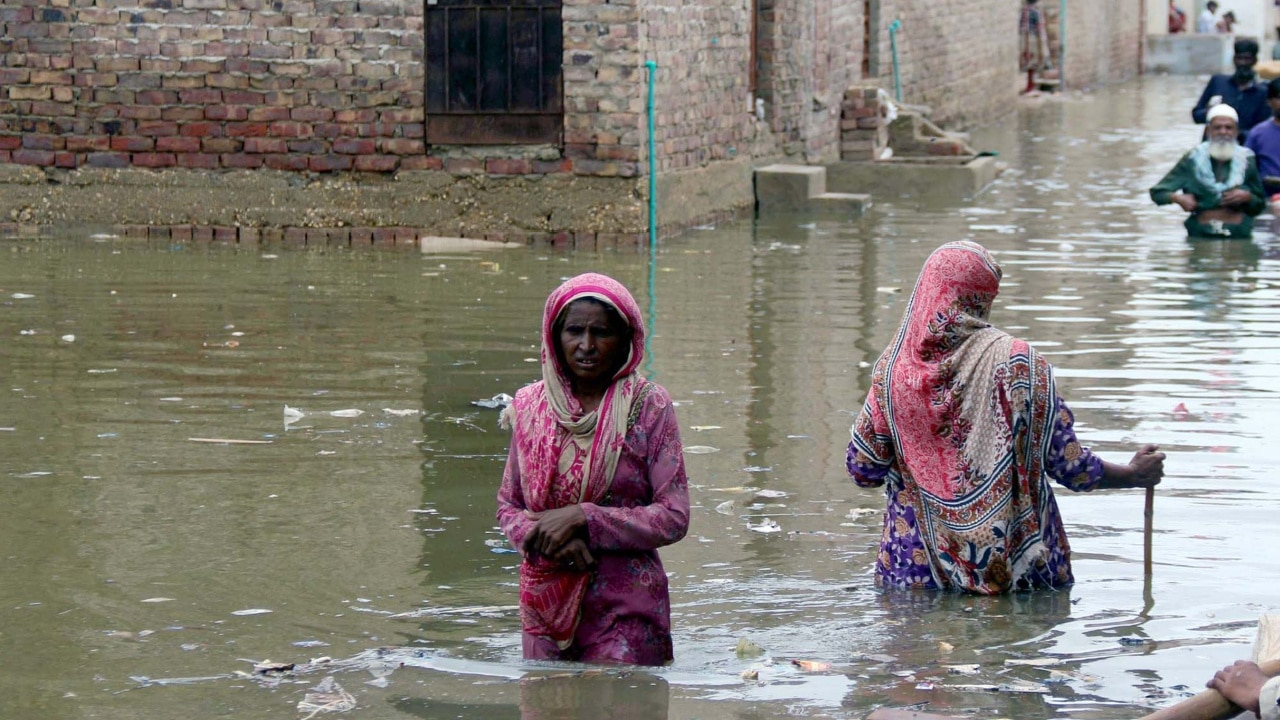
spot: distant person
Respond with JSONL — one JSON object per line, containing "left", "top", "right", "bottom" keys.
{"left": 1151, "top": 103, "right": 1266, "bottom": 238}
{"left": 1192, "top": 38, "right": 1270, "bottom": 141}
{"left": 1197, "top": 0, "right": 1219, "bottom": 32}
{"left": 846, "top": 241, "right": 1165, "bottom": 594}
{"left": 1170, "top": 0, "right": 1188, "bottom": 32}
{"left": 1207, "top": 660, "right": 1279, "bottom": 720}
{"left": 1216, "top": 9, "right": 1238, "bottom": 32}
{"left": 1019, "top": 0, "right": 1052, "bottom": 94}
{"left": 1245, "top": 80, "right": 1280, "bottom": 198}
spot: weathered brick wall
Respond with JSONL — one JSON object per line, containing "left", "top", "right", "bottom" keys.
{"left": 870, "top": 0, "right": 1017, "bottom": 128}
{"left": 563, "top": 0, "right": 643, "bottom": 177}
{"left": 0, "top": 0, "right": 433, "bottom": 172}
{"left": 640, "top": 0, "right": 765, "bottom": 172}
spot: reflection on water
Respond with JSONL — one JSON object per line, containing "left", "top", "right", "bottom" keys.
{"left": 0, "top": 75, "right": 1278, "bottom": 720}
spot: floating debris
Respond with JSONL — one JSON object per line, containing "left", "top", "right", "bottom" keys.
{"left": 471, "top": 393, "right": 513, "bottom": 410}
{"left": 140, "top": 597, "right": 175, "bottom": 603}
{"left": 253, "top": 661, "right": 295, "bottom": 674}
{"left": 740, "top": 668, "right": 759, "bottom": 681}
{"left": 1004, "top": 657, "right": 1064, "bottom": 667}
{"left": 755, "top": 489, "right": 788, "bottom": 499}
{"left": 284, "top": 405, "right": 305, "bottom": 425}
{"left": 792, "top": 660, "right": 832, "bottom": 672}
{"left": 60, "top": 334, "right": 75, "bottom": 342}
{"left": 329, "top": 409, "right": 364, "bottom": 418}
{"left": 382, "top": 408, "right": 419, "bottom": 417}
{"left": 947, "top": 681, "right": 1050, "bottom": 694}
{"left": 189, "top": 438, "right": 273, "bottom": 445}
{"left": 690, "top": 425, "right": 722, "bottom": 431}
{"left": 714, "top": 500, "right": 736, "bottom": 515}
{"left": 938, "top": 641, "right": 955, "bottom": 654}
{"left": 945, "top": 664, "right": 982, "bottom": 675}
{"left": 683, "top": 445, "right": 720, "bottom": 454}
{"left": 742, "top": 466, "right": 772, "bottom": 473}
{"left": 736, "top": 638, "right": 765, "bottom": 658}
{"left": 747, "top": 519, "right": 782, "bottom": 534}
{"left": 297, "top": 676, "right": 356, "bottom": 718}
{"left": 230, "top": 608, "right": 273, "bottom": 616}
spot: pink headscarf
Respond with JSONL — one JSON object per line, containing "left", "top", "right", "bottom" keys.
{"left": 507, "top": 273, "right": 647, "bottom": 647}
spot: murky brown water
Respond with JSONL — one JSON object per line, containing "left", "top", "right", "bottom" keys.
{"left": 2, "top": 74, "right": 1278, "bottom": 720}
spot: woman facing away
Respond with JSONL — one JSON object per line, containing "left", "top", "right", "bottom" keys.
{"left": 496, "top": 272, "right": 689, "bottom": 665}
{"left": 846, "top": 241, "right": 1165, "bottom": 594}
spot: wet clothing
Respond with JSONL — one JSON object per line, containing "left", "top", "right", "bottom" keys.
{"left": 846, "top": 241, "right": 1105, "bottom": 595}
{"left": 1263, "top": 676, "right": 1280, "bottom": 720}
{"left": 1245, "top": 119, "right": 1280, "bottom": 193}
{"left": 496, "top": 272, "right": 689, "bottom": 665}
{"left": 1149, "top": 143, "right": 1266, "bottom": 238}
{"left": 1192, "top": 76, "right": 1271, "bottom": 141}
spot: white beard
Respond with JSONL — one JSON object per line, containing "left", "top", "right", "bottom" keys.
{"left": 1209, "top": 139, "right": 1237, "bottom": 162}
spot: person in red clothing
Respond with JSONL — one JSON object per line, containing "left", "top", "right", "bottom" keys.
{"left": 1169, "top": 0, "right": 1188, "bottom": 33}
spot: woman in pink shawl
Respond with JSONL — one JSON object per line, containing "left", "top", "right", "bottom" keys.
{"left": 496, "top": 273, "right": 689, "bottom": 664}
{"left": 847, "top": 242, "right": 1165, "bottom": 594}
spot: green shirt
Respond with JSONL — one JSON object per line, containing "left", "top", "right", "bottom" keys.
{"left": 1150, "top": 150, "right": 1266, "bottom": 238}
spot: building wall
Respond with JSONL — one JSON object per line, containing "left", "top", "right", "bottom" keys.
{"left": 0, "top": 0, "right": 1147, "bottom": 239}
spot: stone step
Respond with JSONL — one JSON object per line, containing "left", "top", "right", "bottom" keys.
{"left": 754, "top": 164, "right": 827, "bottom": 211}
{"left": 811, "top": 191, "right": 872, "bottom": 216}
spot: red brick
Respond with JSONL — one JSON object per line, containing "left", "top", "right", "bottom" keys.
{"left": 177, "top": 153, "right": 220, "bottom": 169}
{"left": 0, "top": 69, "right": 30, "bottom": 85}
{"left": 223, "top": 90, "right": 264, "bottom": 105}
{"left": 264, "top": 154, "right": 309, "bottom": 171}
{"left": 170, "top": 225, "right": 193, "bottom": 241}
{"left": 309, "top": 154, "right": 353, "bottom": 172}
{"left": 205, "top": 105, "right": 248, "bottom": 121}
{"left": 110, "top": 136, "right": 154, "bottom": 152}
{"left": 135, "top": 90, "right": 177, "bottom": 105}
{"left": 66, "top": 136, "right": 109, "bottom": 152}
{"left": 247, "top": 106, "right": 290, "bottom": 122}
{"left": 136, "top": 121, "right": 179, "bottom": 136}
{"left": 148, "top": 226, "right": 171, "bottom": 240}
{"left": 332, "top": 137, "right": 374, "bottom": 154}
{"left": 180, "top": 121, "right": 223, "bottom": 137}
{"left": 381, "top": 138, "right": 423, "bottom": 155}
{"left": 162, "top": 107, "right": 207, "bottom": 121}
{"left": 121, "top": 106, "right": 162, "bottom": 120}
{"left": 268, "top": 121, "right": 312, "bottom": 138}
{"left": 226, "top": 122, "right": 269, "bottom": 137}
{"left": 485, "top": 158, "right": 531, "bottom": 175}
{"left": 400, "top": 155, "right": 443, "bottom": 170}
{"left": 284, "top": 227, "right": 307, "bottom": 244}
{"left": 354, "top": 155, "right": 397, "bottom": 172}
{"left": 22, "top": 135, "right": 57, "bottom": 151}
{"left": 291, "top": 107, "right": 334, "bottom": 122}
{"left": 372, "top": 227, "right": 396, "bottom": 245}
{"left": 213, "top": 226, "right": 238, "bottom": 242}
{"left": 533, "top": 158, "right": 573, "bottom": 174}
{"left": 180, "top": 89, "right": 222, "bottom": 104}
{"left": 157, "top": 136, "right": 201, "bottom": 152}
{"left": 243, "top": 137, "right": 287, "bottom": 153}
{"left": 0, "top": 136, "right": 23, "bottom": 151}
{"left": 133, "top": 152, "right": 176, "bottom": 168}
{"left": 12, "top": 149, "right": 55, "bottom": 166}
{"left": 193, "top": 226, "right": 214, "bottom": 242}
{"left": 237, "top": 227, "right": 260, "bottom": 244}
{"left": 75, "top": 72, "right": 118, "bottom": 88}
{"left": 350, "top": 227, "right": 373, "bottom": 244}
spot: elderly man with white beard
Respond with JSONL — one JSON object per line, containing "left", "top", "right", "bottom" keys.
{"left": 1151, "top": 103, "right": 1266, "bottom": 238}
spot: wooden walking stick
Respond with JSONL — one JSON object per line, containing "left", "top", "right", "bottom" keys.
{"left": 1135, "top": 658, "right": 1280, "bottom": 720}
{"left": 1143, "top": 485, "right": 1154, "bottom": 577}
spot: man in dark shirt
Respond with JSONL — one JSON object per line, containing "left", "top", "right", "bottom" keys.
{"left": 1192, "top": 38, "right": 1271, "bottom": 142}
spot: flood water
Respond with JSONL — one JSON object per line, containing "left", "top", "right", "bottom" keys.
{"left": 2, "top": 74, "right": 1278, "bottom": 720}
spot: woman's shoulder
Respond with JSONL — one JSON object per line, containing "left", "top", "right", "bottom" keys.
{"left": 637, "top": 380, "right": 675, "bottom": 410}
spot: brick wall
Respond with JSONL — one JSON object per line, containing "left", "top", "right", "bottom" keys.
{"left": 1062, "top": 0, "right": 1141, "bottom": 89}
{"left": 563, "top": 0, "right": 644, "bottom": 177}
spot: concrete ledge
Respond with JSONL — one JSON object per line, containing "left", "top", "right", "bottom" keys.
{"left": 755, "top": 164, "right": 827, "bottom": 211}
{"left": 825, "top": 155, "right": 1000, "bottom": 203}
{"left": 1145, "top": 34, "right": 1233, "bottom": 75}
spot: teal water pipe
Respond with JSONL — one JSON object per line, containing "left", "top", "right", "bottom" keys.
{"left": 645, "top": 60, "right": 657, "bottom": 253}
{"left": 888, "top": 19, "right": 902, "bottom": 102}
